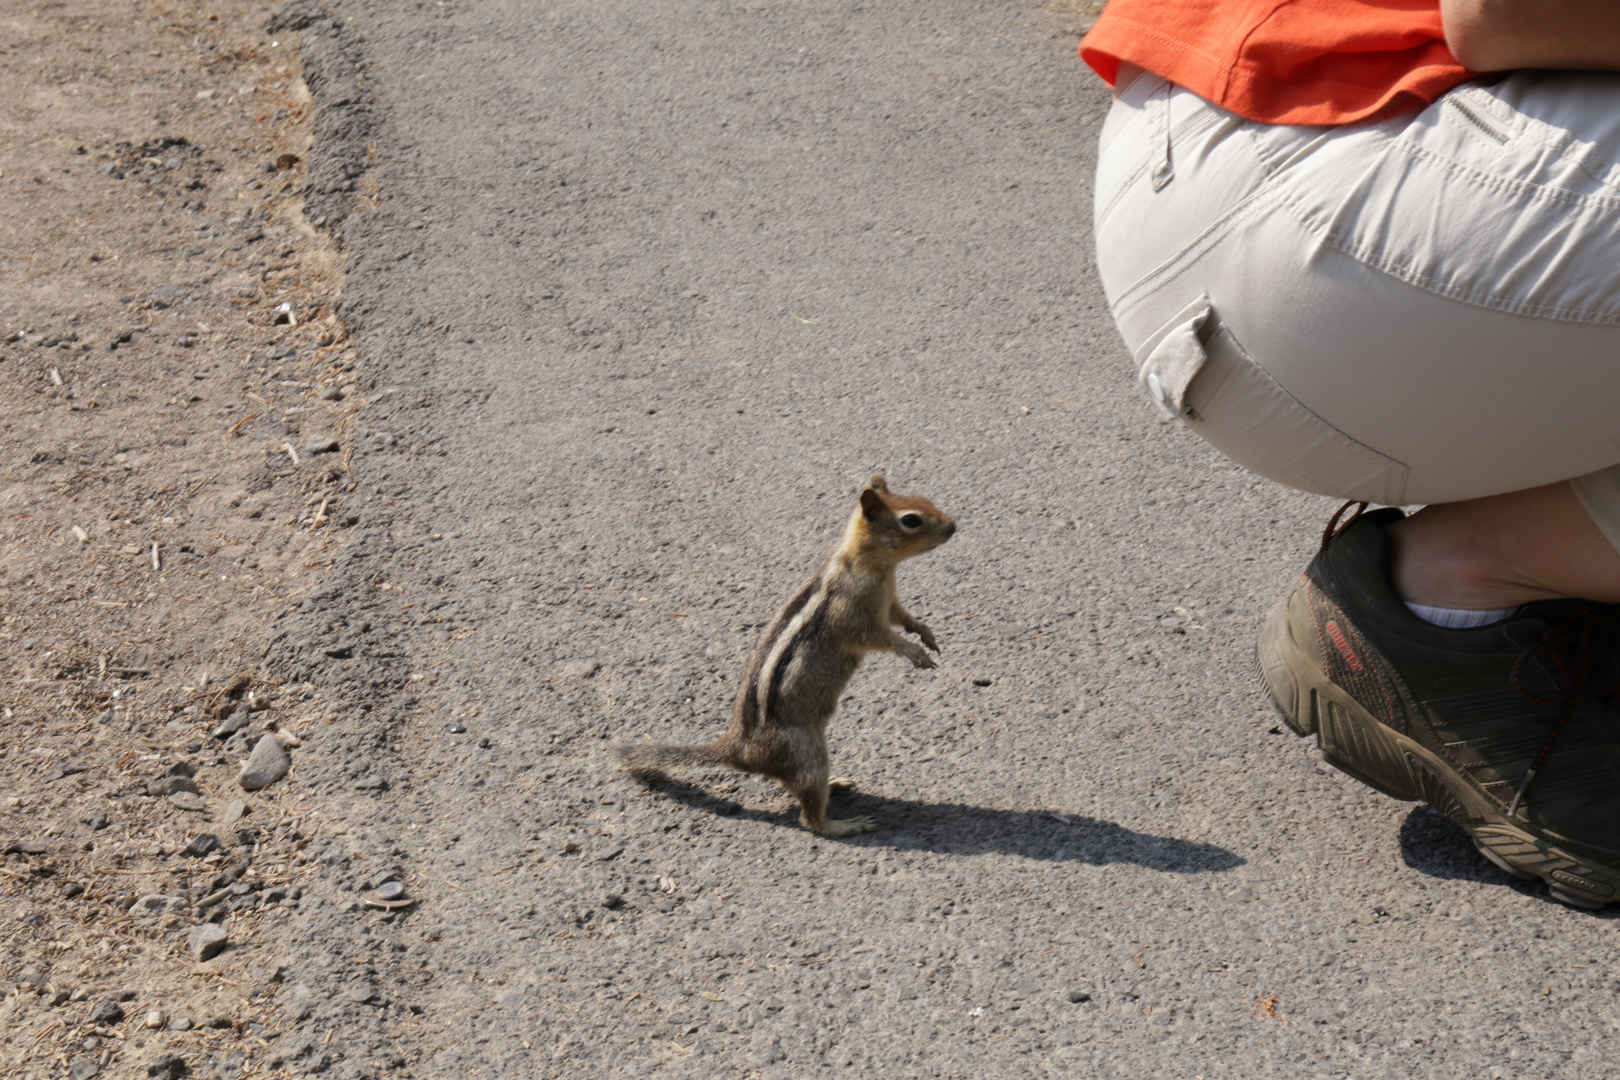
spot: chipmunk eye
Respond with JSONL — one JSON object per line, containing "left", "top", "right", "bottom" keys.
{"left": 899, "top": 513, "right": 923, "bottom": 530}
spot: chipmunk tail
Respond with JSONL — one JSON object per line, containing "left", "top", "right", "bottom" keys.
{"left": 614, "top": 741, "right": 729, "bottom": 777}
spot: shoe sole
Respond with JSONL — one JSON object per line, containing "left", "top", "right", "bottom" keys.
{"left": 1256, "top": 599, "right": 1620, "bottom": 910}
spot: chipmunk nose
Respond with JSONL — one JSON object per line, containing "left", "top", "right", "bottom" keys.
{"left": 944, "top": 520, "right": 957, "bottom": 538}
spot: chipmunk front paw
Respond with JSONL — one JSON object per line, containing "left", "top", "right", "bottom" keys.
{"left": 897, "top": 639, "right": 937, "bottom": 669}
{"left": 915, "top": 623, "right": 939, "bottom": 652}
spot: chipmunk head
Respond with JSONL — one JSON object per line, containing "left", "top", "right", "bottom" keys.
{"left": 852, "top": 474, "right": 956, "bottom": 562}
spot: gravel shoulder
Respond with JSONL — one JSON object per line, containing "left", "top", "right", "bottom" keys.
{"left": 0, "top": 2, "right": 373, "bottom": 1076}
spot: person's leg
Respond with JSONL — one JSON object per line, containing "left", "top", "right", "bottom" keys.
{"left": 1094, "top": 72, "right": 1620, "bottom": 906}
{"left": 1389, "top": 482, "right": 1620, "bottom": 610}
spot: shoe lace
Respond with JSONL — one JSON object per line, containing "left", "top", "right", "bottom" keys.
{"left": 1320, "top": 500, "right": 1369, "bottom": 552}
{"left": 1507, "top": 607, "right": 1620, "bottom": 817}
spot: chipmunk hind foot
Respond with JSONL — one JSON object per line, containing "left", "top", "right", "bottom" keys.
{"left": 813, "top": 814, "right": 878, "bottom": 838}
{"left": 790, "top": 778, "right": 877, "bottom": 836}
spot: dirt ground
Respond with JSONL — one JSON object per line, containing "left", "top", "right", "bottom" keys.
{"left": 0, "top": 2, "right": 365, "bottom": 1075}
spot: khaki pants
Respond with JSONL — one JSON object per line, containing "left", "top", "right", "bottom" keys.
{"left": 1093, "top": 71, "right": 1620, "bottom": 548}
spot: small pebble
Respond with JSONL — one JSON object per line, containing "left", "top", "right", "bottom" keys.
{"left": 971, "top": 677, "right": 993, "bottom": 687}
{"left": 149, "top": 775, "right": 200, "bottom": 797}
{"left": 1066, "top": 989, "right": 1091, "bottom": 1003}
{"left": 354, "top": 775, "right": 385, "bottom": 791}
{"left": 222, "top": 798, "right": 248, "bottom": 827}
{"left": 212, "top": 708, "right": 251, "bottom": 739}
{"left": 317, "top": 385, "right": 343, "bottom": 401}
{"left": 238, "top": 735, "right": 291, "bottom": 791}
{"left": 302, "top": 433, "right": 340, "bottom": 455}
{"left": 147, "top": 1053, "right": 188, "bottom": 1079}
{"left": 189, "top": 923, "right": 228, "bottom": 962}
{"left": 133, "top": 893, "right": 186, "bottom": 914}
{"left": 446, "top": 722, "right": 466, "bottom": 734}
{"left": 88, "top": 1000, "right": 125, "bottom": 1025}
{"left": 144, "top": 1009, "right": 165, "bottom": 1029}
{"left": 374, "top": 881, "right": 406, "bottom": 901}
{"left": 169, "top": 792, "right": 208, "bottom": 813}
{"left": 600, "top": 892, "right": 623, "bottom": 909}
{"left": 183, "top": 833, "right": 220, "bottom": 858}
{"left": 61, "top": 882, "right": 85, "bottom": 898}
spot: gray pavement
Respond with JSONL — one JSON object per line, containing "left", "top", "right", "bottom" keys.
{"left": 269, "top": 0, "right": 1620, "bottom": 1076}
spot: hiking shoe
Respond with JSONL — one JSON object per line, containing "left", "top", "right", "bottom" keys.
{"left": 1257, "top": 507, "right": 1620, "bottom": 909}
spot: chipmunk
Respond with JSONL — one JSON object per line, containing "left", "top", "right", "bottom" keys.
{"left": 617, "top": 475, "right": 956, "bottom": 837}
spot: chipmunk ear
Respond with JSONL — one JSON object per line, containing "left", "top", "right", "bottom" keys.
{"left": 866, "top": 474, "right": 888, "bottom": 493}
{"left": 860, "top": 486, "right": 887, "bottom": 522}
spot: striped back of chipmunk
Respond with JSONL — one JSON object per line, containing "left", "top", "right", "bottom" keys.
{"left": 732, "top": 560, "right": 837, "bottom": 736}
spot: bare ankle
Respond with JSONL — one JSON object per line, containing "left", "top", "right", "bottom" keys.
{"left": 1386, "top": 513, "right": 1523, "bottom": 609}
{"left": 1385, "top": 483, "right": 1620, "bottom": 609}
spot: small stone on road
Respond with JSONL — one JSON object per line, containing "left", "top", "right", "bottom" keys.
{"left": 189, "top": 923, "right": 228, "bottom": 962}
{"left": 169, "top": 791, "right": 208, "bottom": 813}
{"left": 89, "top": 1000, "right": 125, "bottom": 1025}
{"left": 238, "top": 735, "right": 291, "bottom": 791}
{"left": 146, "top": 1053, "right": 187, "bottom": 1079}
{"left": 212, "top": 708, "right": 251, "bottom": 739}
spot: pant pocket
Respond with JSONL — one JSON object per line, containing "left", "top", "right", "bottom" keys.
{"left": 1136, "top": 300, "right": 1411, "bottom": 505}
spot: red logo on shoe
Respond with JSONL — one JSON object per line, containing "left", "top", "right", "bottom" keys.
{"left": 1325, "top": 620, "right": 1363, "bottom": 672}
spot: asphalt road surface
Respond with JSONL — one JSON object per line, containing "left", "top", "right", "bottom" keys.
{"left": 268, "top": 1, "right": 1620, "bottom": 1076}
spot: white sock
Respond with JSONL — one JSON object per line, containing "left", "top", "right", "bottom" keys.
{"left": 1404, "top": 602, "right": 1520, "bottom": 628}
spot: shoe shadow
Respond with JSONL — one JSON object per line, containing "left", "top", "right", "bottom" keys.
{"left": 1397, "top": 806, "right": 1523, "bottom": 886}
{"left": 634, "top": 773, "right": 1244, "bottom": 874}
{"left": 1397, "top": 806, "right": 1620, "bottom": 917}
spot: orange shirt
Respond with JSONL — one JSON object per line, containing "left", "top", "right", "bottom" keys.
{"left": 1080, "top": 0, "right": 1474, "bottom": 125}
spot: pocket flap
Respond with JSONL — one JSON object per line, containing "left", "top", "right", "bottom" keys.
{"left": 1136, "top": 294, "right": 1213, "bottom": 417}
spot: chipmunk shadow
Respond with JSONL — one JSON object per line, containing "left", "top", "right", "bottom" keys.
{"left": 636, "top": 774, "right": 1243, "bottom": 874}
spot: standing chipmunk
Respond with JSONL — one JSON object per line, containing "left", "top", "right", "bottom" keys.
{"left": 617, "top": 475, "right": 956, "bottom": 837}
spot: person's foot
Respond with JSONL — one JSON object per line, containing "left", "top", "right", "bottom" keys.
{"left": 1257, "top": 508, "right": 1620, "bottom": 908}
